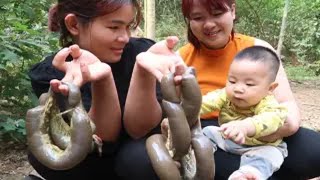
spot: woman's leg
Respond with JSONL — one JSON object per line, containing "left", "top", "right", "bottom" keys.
{"left": 115, "top": 137, "right": 159, "bottom": 180}
{"left": 27, "top": 142, "right": 119, "bottom": 180}
{"left": 273, "top": 127, "right": 320, "bottom": 179}
{"left": 201, "top": 119, "right": 240, "bottom": 179}
{"left": 115, "top": 128, "right": 161, "bottom": 180}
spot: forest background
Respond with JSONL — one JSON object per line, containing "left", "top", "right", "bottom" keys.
{"left": 0, "top": 0, "right": 319, "bottom": 154}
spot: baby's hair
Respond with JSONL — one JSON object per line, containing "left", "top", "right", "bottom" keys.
{"left": 234, "top": 46, "right": 280, "bottom": 81}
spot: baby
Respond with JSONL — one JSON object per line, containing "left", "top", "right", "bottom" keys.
{"left": 202, "top": 46, "right": 288, "bottom": 180}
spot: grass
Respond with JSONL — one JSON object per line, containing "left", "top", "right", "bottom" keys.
{"left": 285, "top": 65, "right": 320, "bottom": 82}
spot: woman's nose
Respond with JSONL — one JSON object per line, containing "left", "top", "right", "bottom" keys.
{"left": 117, "top": 30, "right": 130, "bottom": 43}
{"left": 203, "top": 17, "right": 217, "bottom": 29}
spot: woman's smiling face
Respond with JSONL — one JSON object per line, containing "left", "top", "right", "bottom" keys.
{"left": 188, "top": 1, "right": 235, "bottom": 49}
{"left": 76, "top": 4, "right": 135, "bottom": 63}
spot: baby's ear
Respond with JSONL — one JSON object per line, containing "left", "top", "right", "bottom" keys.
{"left": 268, "top": 82, "right": 278, "bottom": 93}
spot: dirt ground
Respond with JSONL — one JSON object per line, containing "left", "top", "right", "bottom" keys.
{"left": 0, "top": 80, "right": 319, "bottom": 180}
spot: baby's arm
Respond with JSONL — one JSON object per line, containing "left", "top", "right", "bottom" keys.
{"left": 247, "top": 98, "right": 288, "bottom": 140}
{"left": 200, "top": 89, "right": 226, "bottom": 115}
{"left": 219, "top": 119, "right": 256, "bottom": 144}
{"left": 250, "top": 108, "right": 287, "bottom": 139}
{"left": 220, "top": 99, "right": 287, "bottom": 144}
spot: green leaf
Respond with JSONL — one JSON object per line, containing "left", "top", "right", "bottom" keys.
{"left": 0, "top": 49, "right": 19, "bottom": 61}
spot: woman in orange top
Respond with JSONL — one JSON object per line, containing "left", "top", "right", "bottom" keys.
{"left": 176, "top": 0, "right": 320, "bottom": 179}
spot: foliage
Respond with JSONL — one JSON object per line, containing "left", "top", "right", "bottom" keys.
{"left": 0, "top": 0, "right": 59, "bottom": 142}
{"left": 235, "top": 0, "right": 320, "bottom": 69}
{"left": 0, "top": 115, "right": 26, "bottom": 143}
{"left": 285, "top": 65, "right": 319, "bottom": 81}
{"left": 144, "top": 0, "right": 187, "bottom": 48}
{"left": 285, "top": 0, "right": 320, "bottom": 73}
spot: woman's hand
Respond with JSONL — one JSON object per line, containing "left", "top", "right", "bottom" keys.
{"left": 136, "top": 36, "right": 186, "bottom": 83}
{"left": 50, "top": 44, "right": 111, "bottom": 95}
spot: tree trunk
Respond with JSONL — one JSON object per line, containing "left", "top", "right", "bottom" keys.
{"left": 144, "top": 0, "right": 156, "bottom": 40}
{"left": 277, "top": 0, "right": 289, "bottom": 56}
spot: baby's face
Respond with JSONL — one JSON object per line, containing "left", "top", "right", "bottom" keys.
{"left": 226, "top": 59, "right": 273, "bottom": 109}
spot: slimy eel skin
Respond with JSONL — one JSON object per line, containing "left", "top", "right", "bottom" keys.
{"left": 26, "top": 82, "right": 94, "bottom": 170}
{"left": 146, "top": 67, "right": 215, "bottom": 179}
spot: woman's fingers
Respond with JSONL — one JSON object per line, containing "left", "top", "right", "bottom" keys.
{"left": 79, "top": 62, "right": 90, "bottom": 85}
{"left": 154, "top": 70, "right": 165, "bottom": 82}
{"left": 52, "top": 48, "right": 70, "bottom": 72}
{"left": 51, "top": 45, "right": 111, "bottom": 93}
{"left": 137, "top": 52, "right": 177, "bottom": 81}
{"left": 174, "top": 62, "right": 186, "bottom": 76}
{"left": 50, "top": 79, "right": 61, "bottom": 92}
{"left": 147, "top": 36, "right": 179, "bottom": 55}
{"left": 50, "top": 79, "right": 69, "bottom": 96}
{"left": 58, "top": 84, "right": 69, "bottom": 96}
{"left": 61, "top": 72, "right": 74, "bottom": 83}
{"left": 165, "top": 36, "right": 179, "bottom": 50}
{"left": 69, "top": 44, "right": 82, "bottom": 59}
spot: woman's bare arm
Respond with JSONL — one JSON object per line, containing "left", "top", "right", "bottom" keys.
{"left": 123, "top": 62, "right": 162, "bottom": 139}
{"left": 89, "top": 74, "right": 121, "bottom": 142}
{"left": 255, "top": 39, "right": 301, "bottom": 140}
{"left": 124, "top": 37, "right": 183, "bottom": 139}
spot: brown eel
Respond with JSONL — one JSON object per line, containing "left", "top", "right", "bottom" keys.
{"left": 146, "top": 67, "right": 215, "bottom": 179}
{"left": 26, "top": 82, "right": 95, "bottom": 170}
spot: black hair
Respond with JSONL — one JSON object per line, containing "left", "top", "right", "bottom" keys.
{"left": 48, "top": 0, "right": 141, "bottom": 47}
{"left": 234, "top": 46, "right": 280, "bottom": 81}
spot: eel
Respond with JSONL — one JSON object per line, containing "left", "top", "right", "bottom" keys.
{"left": 26, "top": 82, "right": 95, "bottom": 170}
{"left": 146, "top": 67, "right": 215, "bottom": 179}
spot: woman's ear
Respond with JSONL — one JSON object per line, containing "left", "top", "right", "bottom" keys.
{"left": 231, "top": 3, "right": 236, "bottom": 20}
{"left": 64, "top": 14, "right": 80, "bottom": 36}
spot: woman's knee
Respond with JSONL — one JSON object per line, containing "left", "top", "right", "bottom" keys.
{"left": 283, "top": 127, "right": 320, "bottom": 177}
{"left": 115, "top": 138, "right": 159, "bottom": 180}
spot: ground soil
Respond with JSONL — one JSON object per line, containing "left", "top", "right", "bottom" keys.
{"left": 0, "top": 80, "right": 319, "bottom": 180}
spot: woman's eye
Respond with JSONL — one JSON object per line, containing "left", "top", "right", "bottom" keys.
{"left": 212, "top": 11, "right": 224, "bottom": 17}
{"left": 191, "top": 17, "right": 202, "bottom": 21}
{"left": 128, "top": 24, "right": 135, "bottom": 30}
{"left": 109, "top": 26, "right": 119, "bottom": 30}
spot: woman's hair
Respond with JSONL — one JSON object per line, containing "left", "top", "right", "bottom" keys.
{"left": 181, "top": 0, "right": 235, "bottom": 49}
{"left": 48, "top": 0, "right": 142, "bottom": 47}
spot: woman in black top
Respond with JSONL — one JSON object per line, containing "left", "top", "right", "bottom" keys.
{"left": 26, "top": 0, "right": 183, "bottom": 179}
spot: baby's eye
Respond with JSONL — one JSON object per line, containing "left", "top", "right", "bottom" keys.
{"left": 246, "top": 83, "right": 255, "bottom": 86}
{"left": 228, "top": 80, "right": 235, "bottom": 84}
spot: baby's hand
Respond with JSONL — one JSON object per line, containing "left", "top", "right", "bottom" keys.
{"left": 51, "top": 44, "right": 111, "bottom": 95}
{"left": 219, "top": 121, "right": 247, "bottom": 144}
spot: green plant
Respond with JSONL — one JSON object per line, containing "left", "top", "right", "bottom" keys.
{"left": 0, "top": 0, "right": 59, "bottom": 143}
{"left": 308, "top": 61, "right": 320, "bottom": 76}
{"left": 0, "top": 116, "right": 26, "bottom": 143}
{"left": 285, "top": 65, "right": 318, "bottom": 81}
